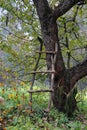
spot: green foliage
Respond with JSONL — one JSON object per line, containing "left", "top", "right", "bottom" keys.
{"left": 0, "top": 0, "right": 87, "bottom": 82}
{"left": 0, "top": 84, "right": 87, "bottom": 130}
{"left": 0, "top": 0, "right": 45, "bottom": 83}
{"left": 58, "top": 5, "right": 87, "bottom": 68}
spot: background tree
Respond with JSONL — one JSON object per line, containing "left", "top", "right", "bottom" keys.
{"left": 0, "top": 0, "right": 46, "bottom": 84}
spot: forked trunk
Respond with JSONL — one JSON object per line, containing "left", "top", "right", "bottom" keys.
{"left": 40, "top": 15, "right": 77, "bottom": 116}
{"left": 33, "top": 0, "right": 87, "bottom": 116}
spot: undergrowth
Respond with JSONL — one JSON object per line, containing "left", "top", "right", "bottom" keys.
{"left": 0, "top": 83, "right": 87, "bottom": 130}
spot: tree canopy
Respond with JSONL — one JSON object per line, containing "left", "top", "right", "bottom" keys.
{"left": 0, "top": 0, "right": 87, "bottom": 82}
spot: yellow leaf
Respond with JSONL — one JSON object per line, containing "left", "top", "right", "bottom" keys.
{"left": 0, "top": 82, "right": 4, "bottom": 87}
{"left": 20, "top": 81, "right": 25, "bottom": 86}
{"left": 2, "top": 75, "right": 7, "bottom": 79}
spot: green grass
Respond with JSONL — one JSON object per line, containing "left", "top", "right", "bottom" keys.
{"left": 0, "top": 84, "right": 87, "bottom": 130}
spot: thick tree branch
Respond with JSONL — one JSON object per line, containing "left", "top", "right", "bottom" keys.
{"left": 53, "top": 0, "right": 84, "bottom": 19}
{"left": 33, "top": 0, "right": 52, "bottom": 21}
{"left": 70, "top": 59, "right": 87, "bottom": 87}
{"left": 33, "top": 0, "right": 65, "bottom": 74}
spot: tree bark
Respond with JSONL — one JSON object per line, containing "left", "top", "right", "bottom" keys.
{"left": 33, "top": 0, "right": 87, "bottom": 116}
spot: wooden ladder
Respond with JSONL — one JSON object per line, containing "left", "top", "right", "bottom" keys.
{"left": 27, "top": 42, "right": 58, "bottom": 112}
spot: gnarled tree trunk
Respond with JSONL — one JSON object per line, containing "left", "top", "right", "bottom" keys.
{"left": 33, "top": 0, "right": 87, "bottom": 116}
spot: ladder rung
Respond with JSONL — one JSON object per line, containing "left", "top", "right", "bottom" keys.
{"left": 27, "top": 89, "right": 53, "bottom": 93}
{"left": 28, "top": 70, "right": 55, "bottom": 74}
{"left": 36, "top": 51, "right": 57, "bottom": 54}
